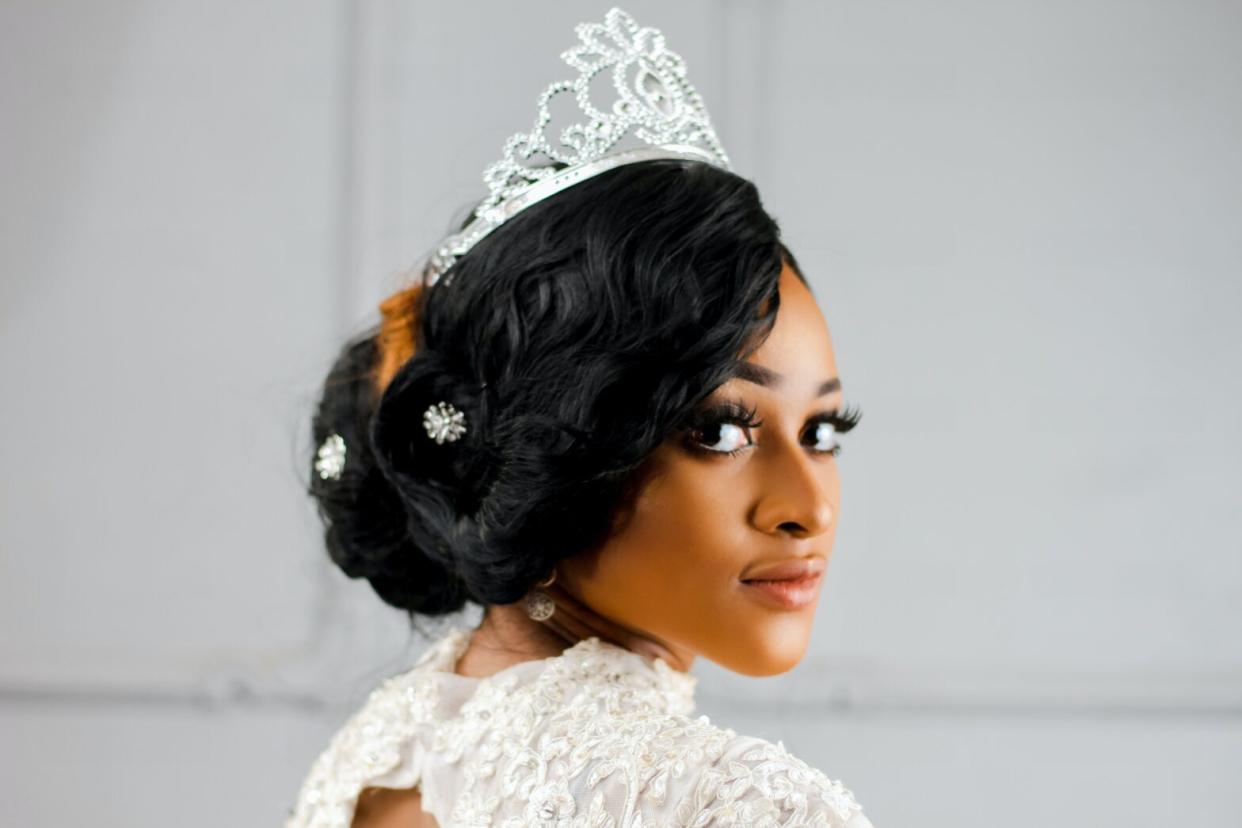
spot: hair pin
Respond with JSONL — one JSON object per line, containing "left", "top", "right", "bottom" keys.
{"left": 423, "top": 400, "right": 467, "bottom": 444}
{"left": 315, "top": 432, "right": 346, "bottom": 480}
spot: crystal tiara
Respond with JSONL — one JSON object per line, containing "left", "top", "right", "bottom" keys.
{"left": 423, "top": 6, "right": 734, "bottom": 288}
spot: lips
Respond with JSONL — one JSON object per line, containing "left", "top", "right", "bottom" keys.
{"left": 740, "top": 556, "right": 826, "bottom": 583}
{"left": 738, "top": 556, "right": 827, "bottom": 610}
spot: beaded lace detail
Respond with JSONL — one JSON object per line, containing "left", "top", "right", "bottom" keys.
{"left": 284, "top": 625, "right": 868, "bottom": 827}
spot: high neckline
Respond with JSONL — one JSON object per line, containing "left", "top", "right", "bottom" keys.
{"left": 412, "top": 624, "right": 698, "bottom": 713}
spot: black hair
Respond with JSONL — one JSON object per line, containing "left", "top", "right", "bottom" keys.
{"left": 307, "top": 158, "right": 806, "bottom": 629}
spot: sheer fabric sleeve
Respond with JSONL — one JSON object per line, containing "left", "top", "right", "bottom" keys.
{"left": 283, "top": 671, "right": 445, "bottom": 828}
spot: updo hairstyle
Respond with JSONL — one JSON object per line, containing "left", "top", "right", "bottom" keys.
{"left": 307, "top": 158, "right": 806, "bottom": 625}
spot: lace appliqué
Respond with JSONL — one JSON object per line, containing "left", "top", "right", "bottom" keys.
{"left": 676, "top": 738, "right": 863, "bottom": 827}
{"left": 284, "top": 627, "right": 867, "bottom": 828}
{"left": 283, "top": 634, "right": 454, "bottom": 828}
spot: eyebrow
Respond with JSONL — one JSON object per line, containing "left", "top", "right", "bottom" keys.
{"left": 735, "top": 361, "right": 841, "bottom": 396}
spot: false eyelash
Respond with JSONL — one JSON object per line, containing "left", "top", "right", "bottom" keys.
{"left": 817, "top": 401, "right": 863, "bottom": 434}
{"left": 679, "top": 399, "right": 762, "bottom": 458}
{"left": 681, "top": 398, "right": 864, "bottom": 458}
{"left": 683, "top": 399, "right": 764, "bottom": 431}
{"left": 805, "top": 402, "right": 863, "bottom": 457}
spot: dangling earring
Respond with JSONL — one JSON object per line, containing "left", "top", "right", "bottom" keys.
{"left": 524, "top": 567, "right": 557, "bottom": 621}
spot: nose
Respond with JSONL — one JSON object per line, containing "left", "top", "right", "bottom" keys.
{"left": 750, "top": 440, "right": 835, "bottom": 538}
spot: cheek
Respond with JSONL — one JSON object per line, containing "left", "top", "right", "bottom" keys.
{"left": 631, "top": 460, "right": 747, "bottom": 560}
{"left": 577, "top": 460, "right": 754, "bottom": 615}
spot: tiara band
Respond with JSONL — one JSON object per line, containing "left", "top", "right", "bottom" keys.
{"left": 428, "top": 145, "right": 724, "bottom": 287}
{"left": 423, "top": 7, "right": 733, "bottom": 288}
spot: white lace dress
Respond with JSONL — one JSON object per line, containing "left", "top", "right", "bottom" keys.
{"left": 284, "top": 625, "right": 874, "bottom": 827}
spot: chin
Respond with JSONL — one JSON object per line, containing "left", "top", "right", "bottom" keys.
{"left": 715, "top": 619, "right": 814, "bottom": 677}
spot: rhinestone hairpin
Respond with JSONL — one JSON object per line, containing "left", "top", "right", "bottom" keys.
{"left": 424, "top": 6, "right": 733, "bottom": 288}
{"left": 423, "top": 401, "right": 468, "bottom": 444}
{"left": 315, "top": 432, "right": 346, "bottom": 480}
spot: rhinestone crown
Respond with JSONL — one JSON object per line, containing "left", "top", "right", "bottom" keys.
{"left": 424, "top": 6, "right": 733, "bottom": 287}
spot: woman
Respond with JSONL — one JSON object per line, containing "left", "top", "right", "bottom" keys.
{"left": 287, "top": 7, "right": 872, "bottom": 827}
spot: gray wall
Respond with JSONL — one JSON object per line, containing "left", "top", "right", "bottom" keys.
{"left": 2, "top": 1, "right": 1239, "bottom": 825}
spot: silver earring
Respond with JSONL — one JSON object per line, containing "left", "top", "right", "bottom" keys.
{"left": 423, "top": 400, "right": 467, "bottom": 444}
{"left": 524, "top": 589, "right": 555, "bottom": 621}
{"left": 525, "top": 567, "right": 557, "bottom": 620}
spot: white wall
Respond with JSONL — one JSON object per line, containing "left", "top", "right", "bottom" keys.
{"left": 1, "top": 1, "right": 1239, "bottom": 825}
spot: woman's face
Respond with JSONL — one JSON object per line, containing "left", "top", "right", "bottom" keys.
{"left": 560, "top": 260, "right": 849, "bottom": 676}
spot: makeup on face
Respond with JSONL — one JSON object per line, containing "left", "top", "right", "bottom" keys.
{"left": 680, "top": 395, "right": 861, "bottom": 458}
{"left": 739, "top": 555, "right": 826, "bottom": 610}
{"left": 574, "top": 263, "right": 856, "bottom": 674}
{"left": 678, "top": 356, "right": 861, "bottom": 461}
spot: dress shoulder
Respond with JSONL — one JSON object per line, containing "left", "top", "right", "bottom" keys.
{"left": 464, "top": 692, "right": 870, "bottom": 828}
{"left": 284, "top": 628, "right": 874, "bottom": 827}
{"left": 283, "top": 663, "right": 440, "bottom": 828}
{"left": 670, "top": 725, "right": 871, "bottom": 827}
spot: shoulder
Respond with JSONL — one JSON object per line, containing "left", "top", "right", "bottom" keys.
{"left": 284, "top": 667, "right": 440, "bottom": 828}
{"left": 532, "top": 704, "right": 871, "bottom": 828}
{"left": 663, "top": 722, "right": 870, "bottom": 827}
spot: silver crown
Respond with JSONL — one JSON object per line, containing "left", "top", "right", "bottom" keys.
{"left": 424, "top": 6, "right": 733, "bottom": 288}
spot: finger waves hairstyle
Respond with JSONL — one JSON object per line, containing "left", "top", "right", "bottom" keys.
{"left": 307, "top": 158, "right": 806, "bottom": 625}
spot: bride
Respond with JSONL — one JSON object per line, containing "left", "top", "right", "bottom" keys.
{"left": 287, "top": 7, "right": 873, "bottom": 827}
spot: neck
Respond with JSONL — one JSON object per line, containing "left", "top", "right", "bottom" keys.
{"left": 456, "top": 587, "right": 696, "bottom": 678}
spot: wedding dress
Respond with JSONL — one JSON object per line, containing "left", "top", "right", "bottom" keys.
{"left": 284, "top": 624, "right": 874, "bottom": 827}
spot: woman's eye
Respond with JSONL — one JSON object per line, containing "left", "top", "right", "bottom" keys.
{"left": 689, "top": 422, "right": 754, "bottom": 455}
{"left": 681, "top": 399, "right": 762, "bottom": 457}
{"left": 681, "top": 400, "right": 860, "bottom": 459}
{"left": 806, "top": 421, "right": 841, "bottom": 456}
{"left": 805, "top": 404, "right": 862, "bottom": 456}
